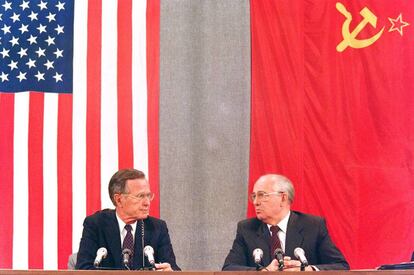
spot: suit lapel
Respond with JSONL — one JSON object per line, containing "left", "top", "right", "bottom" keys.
{"left": 104, "top": 210, "right": 123, "bottom": 268}
{"left": 285, "top": 211, "right": 304, "bottom": 257}
{"left": 255, "top": 221, "right": 272, "bottom": 265}
{"left": 133, "top": 219, "right": 145, "bottom": 269}
{"left": 132, "top": 218, "right": 154, "bottom": 269}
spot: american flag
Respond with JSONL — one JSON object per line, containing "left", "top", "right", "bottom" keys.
{"left": 0, "top": 0, "right": 160, "bottom": 269}
{"left": 0, "top": 0, "right": 73, "bottom": 92}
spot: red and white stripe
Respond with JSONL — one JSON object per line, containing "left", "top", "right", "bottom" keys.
{"left": 0, "top": 0, "right": 159, "bottom": 269}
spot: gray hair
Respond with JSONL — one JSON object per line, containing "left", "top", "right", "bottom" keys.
{"left": 269, "top": 174, "right": 295, "bottom": 204}
{"left": 108, "top": 169, "right": 146, "bottom": 206}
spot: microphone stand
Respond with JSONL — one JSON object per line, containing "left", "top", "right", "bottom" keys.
{"left": 300, "top": 262, "right": 308, "bottom": 271}
{"left": 278, "top": 261, "right": 284, "bottom": 271}
{"left": 255, "top": 263, "right": 264, "bottom": 271}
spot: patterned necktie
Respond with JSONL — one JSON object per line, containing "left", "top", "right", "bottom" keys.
{"left": 123, "top": 224, "right": 134, "bottom": 267}
{"left": 270, "top": 225, "right": 282, "bottom": 256}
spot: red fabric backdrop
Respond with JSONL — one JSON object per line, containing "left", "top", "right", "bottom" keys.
{"left": 249, "top": 0, "right": 414, "bottom": 269}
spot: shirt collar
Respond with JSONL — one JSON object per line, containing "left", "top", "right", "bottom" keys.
{"left": 267, "top": 211, "right": 291, "bottom": 233}
{"left": 115, "top": 212, "right": 138, "bottom": 234}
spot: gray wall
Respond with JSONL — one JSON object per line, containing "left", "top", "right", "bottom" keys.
{"left": 159, "top": 0, "right": 251, "bottom": 270}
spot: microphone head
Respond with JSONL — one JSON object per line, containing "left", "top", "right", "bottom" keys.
{"left": 122, "top": 248, "right": 132, "bottom": 265}
{"left": 274, "top": 248, "right": 284, "bottom": 270}
{"left": 252, "top": 248, "right": 263, "bottom": 264}
{"left": 122, "top": 248, "right": 132, "bottom": 256}
{"left": 294, "top": 247, "right": 308, "bottom": 266}
{"left": 274, "top": 248, "right": 284, "bottom": 257}
{"left": 143, "top": 245, "right": 155, "bottom": 265}
{"left": 143, "top": 245, "right": 154, "bottom": 256}
{"left": 94, "top": 247, "right": 108, "bottom": 267}
{"left": 97, "top": 247, "right": 108, "bottom": 258}
{"left": 294, "top": 247, "right": 305, "bottom": 258}
{"left": 253, "top": 248, "right": 263, "bottom": 257}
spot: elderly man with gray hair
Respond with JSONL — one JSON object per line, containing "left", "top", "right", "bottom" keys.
{"left": 223, "top": 174, "right": 349, "bottom": 271}
{"left": 75, "top": 169, "right": 180, "bottom": 271}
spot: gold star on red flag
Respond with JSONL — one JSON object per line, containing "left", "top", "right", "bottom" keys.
{"left": 388, "top": 14, "right": 409, "bottom": 36}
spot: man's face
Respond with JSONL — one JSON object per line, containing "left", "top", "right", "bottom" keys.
{"left": 116, "top": 178, "right": 151, "bottom": 222}
{"left": 252, "top": 177, "right": 287, "bottom": 224}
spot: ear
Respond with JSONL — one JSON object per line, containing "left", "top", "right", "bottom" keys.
{"left": 281, "top": 193, "right": 289, "bottom": 204}
{"left": 114, "top": 193, "right": 123, "bottom": 207}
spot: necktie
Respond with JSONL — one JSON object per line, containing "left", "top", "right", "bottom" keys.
{"left": 270, "top": 225, "right": 282, "bottom": 256}
{"left": 123, "top": 224, "right": 134, "bottom": 267}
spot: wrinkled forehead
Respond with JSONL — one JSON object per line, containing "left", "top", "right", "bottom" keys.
{"left": 125, "top": 178, "right": 150, "bottom": 193}
{"left": 253, "top": 175, "right": 279, "bottom": 192}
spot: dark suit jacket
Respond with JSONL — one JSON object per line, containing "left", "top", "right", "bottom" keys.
{"left": 75, "top": 209, "right": 180, "bottom": 270}
{"left": 222, "top": 211, "right": 349, "bottom": 271}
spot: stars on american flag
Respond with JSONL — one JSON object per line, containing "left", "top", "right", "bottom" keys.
{"left": 0, "top": 0, "right": 73, "bottom": 91}
{"left": 54, "top": 47, "right": 63, "bottom": 58}
{"left": 27, "top": 34, "right": 37, "bottom": 44}
{"left": 8, "top": 60, "right": 17, "bottom": 70}
{"left": 1, "top": 24, "right": 11, "bottom": 34}
{"left": 0, "top": 47, "right": 9, "bottom": 57}
{"left": 9, "top": 36, "right": 19, "bottom": 46}
{"left": 56, "top": 1, "right": 65, "bottom": 11}
{"left": 26, "top": 58, "right": 36, "bottom": 68}
{"left": 46, "top": 12, "right": 55, "bottom": 22}
{"left": 55, "top": 24, "right": 63, "bottom": 34}
{"left": 44, "top": 59, "right": 54, "bottom": 70}
{"left": 10, "top": 12, "right": 20, "bottom": 22}
{"left": 2, "top": 1, "right": 12, "bottom": 11}
{"left": 19, "top": 23, "right": 29, "bottom": 34}
{"left": 16, "top": 71, "right": 27, "bottom": 82}
{"left": 37, "top": 23, "right": 47, "bottom": 33}
{"left": 38, "top": 1, "right": 47, "bottom": 11}
{"left": 28, "top": 11, "right": 38, "bottom": 21}
{"left": 45, "top": 35, "right": 55, "bottom": 45}
{"left": 35, "top": 70, "right": 44, "bottom": 81}
{"left": 0, "top": 71, "right": 8, "bottom": 82}
{"left": 20, "top": 1, "right": 30, "bottom": 11}
{"left": 17, "top": 47, "right": 27, "bottom": 57}
{"left": 36, "top": 46, "right": 46, "bottom": 57}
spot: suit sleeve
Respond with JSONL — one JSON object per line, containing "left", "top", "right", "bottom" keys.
{"left": 314, "top": 219, "right": 349, "bottom": 270}
{"left": 222, "top": 223, "right": 258, "bottom": 271}
{"left": 75, "top": 216, "right": 100, "bottom": 270}
{"left": 156, "top": 220, "right": 181, "bottom": 271}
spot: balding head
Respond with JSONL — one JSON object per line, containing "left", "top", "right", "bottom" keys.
{"left": 252, "top": 174, "right": 295, "bottom": 225}
{"left": 255, "top": 174, "right": 295, "bottom": 204}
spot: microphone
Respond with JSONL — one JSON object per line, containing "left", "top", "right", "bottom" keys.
{"left": 252, "top": 248, "right": 263, "bottom": 264}
{"left": 252, "top": 248, "right": 263, "bottom": 271}
{"left": 93, "top": 247, "right": 107, "bottom": 267}
{"left": 294, "top": 247, "right": 309, "bottom": 270}
{"left": 122, "top": 248, "right": 132, "bottom": 267}
{"left": 274, "top": 248, "right": 284, "bottom": 271}
{"left": 143, "top": 245, "right": 155, "bottom": 266}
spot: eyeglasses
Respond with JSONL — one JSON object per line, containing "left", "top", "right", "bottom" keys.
{"left": 249, "top": 191, "right": 284, "bottom": 202}
{"left": 123, "top": 192, "right": 155, "bottom": 201}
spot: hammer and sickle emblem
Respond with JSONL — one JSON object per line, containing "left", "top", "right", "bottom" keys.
{"left": 336, "top": 2, "right": 385, "bottom": 52}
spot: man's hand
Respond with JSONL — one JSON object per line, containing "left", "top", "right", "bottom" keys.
{"left": 155, "top": 262, "right": 173, "bottom": 271}
{"left": 261, "top": 259, "right": 279, "bottom": 271}
{"left": 283, "top": 256, "right": 313, "bottom": 271}
{"left": 261, "top": 256, "right": 313, "bottom": 272}
{"left": 262, "top": 259, "right": 279, "bottom": 271}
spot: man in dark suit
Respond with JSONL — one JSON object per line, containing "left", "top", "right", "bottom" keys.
{"left": 75, "top": 169, "right": 180, "bottom": 271}
{"left": 223, "top": 174, "right": 349, "bottom": 271}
